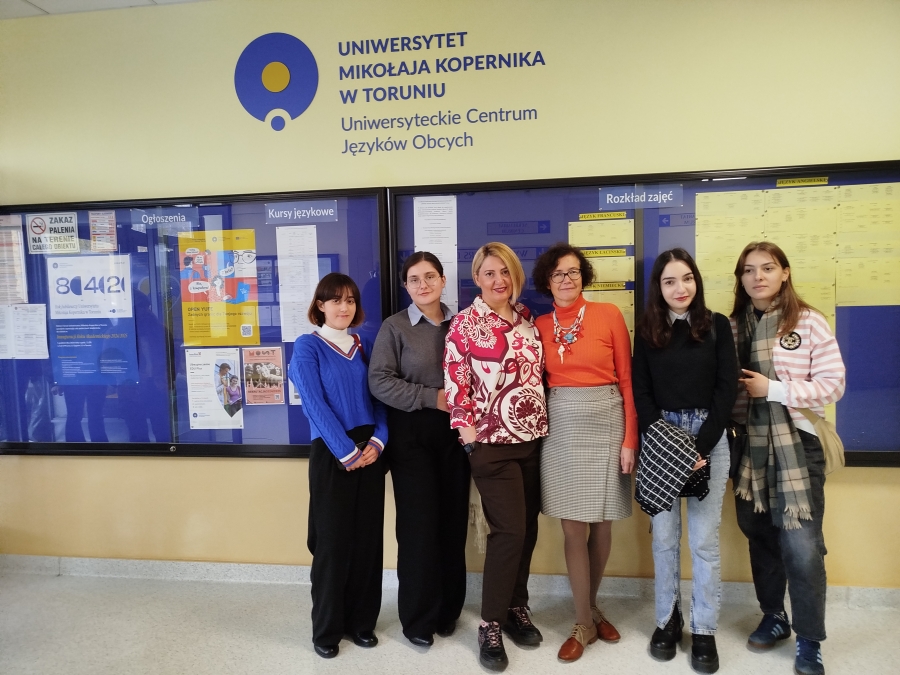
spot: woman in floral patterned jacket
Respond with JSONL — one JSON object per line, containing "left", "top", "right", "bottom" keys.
{"left": 443, "top": 241, "right": 548, "bottom": 672}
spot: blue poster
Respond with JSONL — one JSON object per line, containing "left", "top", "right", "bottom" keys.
{"left": 48, "top": 317, "right": 140, "bottom": 385}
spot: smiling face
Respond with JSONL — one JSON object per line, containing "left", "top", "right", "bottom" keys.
{"left": 404, "top": 260, "right": 445, "bottom": 312}
{"left": 474, "top": 255, "right": 512, "bottom": 309}
{"left": 660, "top": 260, "right": 696, "bottom": 313}
{"left": 317, "top": 288, "right": 357, "bottom": 331}
{"left": 549, "top": 253, "right": 583, "bottom": 307}
{"left": 741, "top": 250, "right": 790, "bottom": 310}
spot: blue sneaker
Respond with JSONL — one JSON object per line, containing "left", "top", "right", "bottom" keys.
{"left": 794, "top": 637, "right": 824, "bottom": 675}
{"left": 747, "top": 612, "right": 791, "bottom": 651}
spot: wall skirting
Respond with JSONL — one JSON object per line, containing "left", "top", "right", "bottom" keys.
{"left": 2, "top": 554, "right": 897, "bottom": 611}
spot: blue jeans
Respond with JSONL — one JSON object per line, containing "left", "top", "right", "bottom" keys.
{"left": 651, "top": 409, "right": 729, "bottom": 635}
{"left": 734, "top": 430, "right": 827, "bottom": 641}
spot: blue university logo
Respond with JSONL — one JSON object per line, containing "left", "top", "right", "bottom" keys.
{"left": 234, "top": 33, "right": 319, "bottom": 131}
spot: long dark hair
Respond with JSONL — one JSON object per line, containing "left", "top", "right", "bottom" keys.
{"left": 638, "top": 248, "right": 712, "bottom": 348}
{"left": 731, "top": 241, "right": 817, "bottom": 335}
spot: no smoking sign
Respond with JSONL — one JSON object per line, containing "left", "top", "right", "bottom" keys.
{"left": 26, "top": 212, "right": 79, "bottom": 254}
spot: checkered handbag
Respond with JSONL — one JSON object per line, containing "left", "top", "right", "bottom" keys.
{"left": 635, "top": 419, "right": 698, "bottom": 517}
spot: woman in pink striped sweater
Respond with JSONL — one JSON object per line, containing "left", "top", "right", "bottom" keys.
{"left": 729, "top": 241, "right": 845, "bottom": 675}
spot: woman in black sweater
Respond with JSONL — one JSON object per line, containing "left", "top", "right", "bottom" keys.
{"left": 632, "top": 249, "right": 737, "bottom": 674}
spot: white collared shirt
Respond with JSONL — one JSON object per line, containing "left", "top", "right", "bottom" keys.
{"left": 408, "top": 302, "right": 454, "bottom": 326}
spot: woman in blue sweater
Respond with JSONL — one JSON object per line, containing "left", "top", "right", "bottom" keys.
{"left": 288, "top": 272, "right": 388, "bottom": 659}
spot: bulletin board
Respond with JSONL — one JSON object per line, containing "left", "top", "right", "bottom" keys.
{"left": 389, "top": 161, "right": 900, "bottom": 466}
{"left": 0, "top": 190, "right": 387, "bottom": 457}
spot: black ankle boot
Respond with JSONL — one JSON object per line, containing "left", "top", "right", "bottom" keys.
{"left": 649, "top": 606, "right": 683, "bottom": 661}
{"left": 691, "top": 634, "right": 719, "bottom": 673}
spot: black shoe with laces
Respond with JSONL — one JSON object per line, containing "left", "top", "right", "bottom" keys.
{"left": 691, "top": 634, "right": 719, "bottom": 673}
{"left": 501, "top": 606, "right": 543, "bottom": 646}
{"left": 649, "top": 606, "right": 683, "bottom": 661}
{"left": 478, "top": 621, "right": 509, "bottom": 671}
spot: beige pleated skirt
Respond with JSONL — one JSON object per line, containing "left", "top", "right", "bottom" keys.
{"left": 540, "top": 385, "right": 632, "bottom": 522}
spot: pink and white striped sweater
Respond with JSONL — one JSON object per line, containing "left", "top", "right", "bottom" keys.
{"left": 730, "top": 310, "right": 846, "bottom": 436}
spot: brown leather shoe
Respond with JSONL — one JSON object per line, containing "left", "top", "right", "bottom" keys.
{"left": 557, "top": 623, "right": 597, "bottom": 662}
{"left": 591, "top": 605, "right": 621, "bottom": 643}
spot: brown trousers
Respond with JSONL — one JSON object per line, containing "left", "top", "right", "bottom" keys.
{"left": 469, "top": 439, "right": 541, "bottom": 623}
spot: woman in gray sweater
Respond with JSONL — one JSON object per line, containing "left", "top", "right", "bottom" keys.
{"left": 368, "top": 251, "right": 469, "bottom": 648}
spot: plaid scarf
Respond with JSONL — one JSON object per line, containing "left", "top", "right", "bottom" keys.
{"left": 734, "top": 303, "right": 812, "bottom": 530}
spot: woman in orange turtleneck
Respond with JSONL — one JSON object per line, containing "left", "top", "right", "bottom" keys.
{"left": 532, "top": 243, "right": 638, "bottom": 663}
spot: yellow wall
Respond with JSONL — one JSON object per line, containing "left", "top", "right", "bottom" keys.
{"left": 2, "top": 455, "right": 899, "bottom": 588}
{"left": 1, "top": 0, "right": 900, "bottom": 588}
{"left": 1, "top": 0, "right": 899, "bottom": 205}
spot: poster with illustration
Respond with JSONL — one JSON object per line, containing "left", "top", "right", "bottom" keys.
{"left": 178, "top": 230, "right": 259, "bottom": 346}
{"left": 241, "top": 346, "right": 285, "bottom": 405}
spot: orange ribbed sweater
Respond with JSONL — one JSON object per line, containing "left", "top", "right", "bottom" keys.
{"left": 535, "top": 294, "right": 638, "bottom": 449}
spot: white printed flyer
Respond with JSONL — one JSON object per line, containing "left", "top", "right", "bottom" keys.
{"left": 185, "top": 348, "right": 244, "bottom": 429}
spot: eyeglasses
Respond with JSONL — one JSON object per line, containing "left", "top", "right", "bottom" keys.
{"left": 232, "top": 250, "right": 256, "bottom": 264}
{"left": 550, "top": 269, "right": 582, "bottom": 283}
{"left": 406, "top": 273, "right": 442, "bottom": 289}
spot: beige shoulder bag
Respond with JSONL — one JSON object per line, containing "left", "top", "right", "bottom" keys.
{"left": 797, "top": 408, "right": 845, "bottom": 475}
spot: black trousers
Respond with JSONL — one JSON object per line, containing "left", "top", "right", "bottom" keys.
{"left": 468, "top": 439, "right": 541, "bottom": 623}
{"left": 308, "top": 425, "right": 385, "bottom": 647}
{"left": 386, "top": 407, "right": 470, "bottom": 638}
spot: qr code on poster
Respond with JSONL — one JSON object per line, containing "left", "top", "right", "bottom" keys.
{"left": 240, "top": 324, "right": 253, "bottom": 337}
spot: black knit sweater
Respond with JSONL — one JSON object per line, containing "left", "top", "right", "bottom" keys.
{"left": 632, "top": 313, "right": 738, "bottom": 458}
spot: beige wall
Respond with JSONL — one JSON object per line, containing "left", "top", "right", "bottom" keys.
{"left": 1, "top": 455, "right": 899, "bottom": 588}
{"left": 1, "top": 0, "right": 899, "bottom": 588}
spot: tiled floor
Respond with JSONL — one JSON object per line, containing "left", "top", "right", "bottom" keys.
{"left": 0, "top": 572, "right": 893, "bottom": 675}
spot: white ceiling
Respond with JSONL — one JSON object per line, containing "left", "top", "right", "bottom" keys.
{"left": 0, "top": 0, "right": 209, "bottom": 20}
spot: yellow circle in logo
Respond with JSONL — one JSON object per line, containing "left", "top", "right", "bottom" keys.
{"left": 261, "top": 62, "right": 291, "bottom": 92}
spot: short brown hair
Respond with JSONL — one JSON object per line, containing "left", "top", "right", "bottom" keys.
{"left": 532, "top": 243, "right": 595, "bottom": 296}
{"left": 307, "top": 273, "right": 364, "bottom": 328}
{"left": 401, "top": 251, "right": 444, "bottom": 283}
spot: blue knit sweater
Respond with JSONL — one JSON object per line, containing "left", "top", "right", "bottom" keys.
{"left": 288, "top": 331, "right": 388, "bottom": 467}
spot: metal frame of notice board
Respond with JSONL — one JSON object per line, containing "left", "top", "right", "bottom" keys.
{"left": 0, "top": 188, "right": 390, "bottom": 458}
{"left": 387, "top": 160, "right": 900, "bottom": 467}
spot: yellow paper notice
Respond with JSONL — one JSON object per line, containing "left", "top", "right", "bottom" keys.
{"left": 589, "top": 256, "right": 635, "bottom": 283}
{"left": 696, "top": 190, "right": 765, "bottom": 216}
{"left": 568, "top": 219, "right": 634, "bottom": 247}
{"left": 582, "top": 289, "right": 635, "bottom": 335}
{"left": 836, "top": 259, "right": 900, "bottom": 306}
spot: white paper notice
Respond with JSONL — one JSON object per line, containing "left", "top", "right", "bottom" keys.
{"left": 0, "top": 228, "right": 28, "bottom": 304}
{"left": 413, "top": 195, "right": 458, "bottom": 312}
{"left": 185, "top": 348, "right": 244, "bottom": 429}
{"left": 0, "top": 304, "right": 49, "bottom": 359}
{"left": 89, "top": 211, "right": 118, "bottom": 252}
{"left": 276, "top": 225, "right": 320, "bottom": 343}
{"left": 0, "top": 307, "right": 11, "bottom": 359}
{"left": 288, "top": 377, "right": 302, "bottom": 405}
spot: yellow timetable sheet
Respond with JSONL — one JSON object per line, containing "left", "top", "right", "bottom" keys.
{"left": 836, "top": 259, "right": 900, "bottom": 306}
{"left": 696, "top": 190, "right": 765, "bottom": 216}
{"left": 588, "top": 255, "right": 635, "bottom": 283}
{"left": 568, "top": 219, "right": 634, "bottom": 247}
{"left": 696, "top": 181, "right": 900, "bottom": 310}
{"left": 582, "top": 288, "right": 634, "bottom": 335}
{"left": 835, "top": 182, "right": 900, "bottom": 306}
